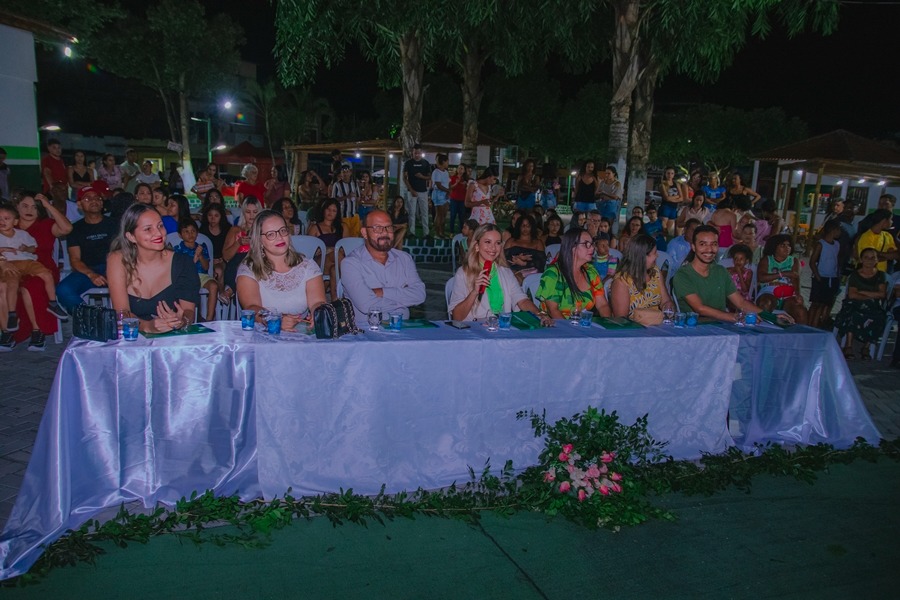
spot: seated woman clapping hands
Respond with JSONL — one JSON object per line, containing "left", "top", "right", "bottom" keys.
{"left": 236, "top": 210, "right": 326, "bottom": 332}
{"left": 449, "top": 224, "right": 552, "bottom": 325}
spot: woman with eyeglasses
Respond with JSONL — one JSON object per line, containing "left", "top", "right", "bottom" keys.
{"left": 236, "top": 210, "right": 326, "bottom": 331}
{"left": 536, "top": 228, "right": 612, "bottom": 319}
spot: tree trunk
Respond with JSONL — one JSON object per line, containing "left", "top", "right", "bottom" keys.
{"left": 399, "top": 32, "right": 425, "bottom": 159}
{"left": 178, "top": 77, "right": 196, "bottom": 189}
{"left": 460, "top": 46, "right": 486, "bottom": 168}
{"left": 626, "top": 61, "right": 659, "bottom": 210}
{"left": 608, "top": 0, "right": 642, "bottom": 186}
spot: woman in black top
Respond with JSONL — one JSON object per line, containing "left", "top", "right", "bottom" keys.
{"left": 107, "top": 203, "right": 199, "bottom": 332}
{"left": 199, "top": 202, "right": 232, "bottom": 290}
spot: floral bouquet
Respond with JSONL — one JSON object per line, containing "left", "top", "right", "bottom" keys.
{"left": 544, "top": 445, "right": 623, "bottom": 502}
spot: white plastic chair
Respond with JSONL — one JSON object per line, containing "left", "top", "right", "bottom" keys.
{"left": 656, "top": 250, "right": 676, "bottom": 290}
{"left": 445, "top": 275, "right": 456, "bottom": 319}
{"left": 80, "top": 287, "right": 112, "bottom": 307}
{"left": 522, "top": 273, "right": 542, "bottom": 303}
{"left": 876, "top": 273, "right": 900, "bottom": 361}
{"left": 545, "top": 244, "right": 561, "bottom": 263}
{"left": 334, "top": 237, "right": 365, "bottom": 298}
{"left": 451, "top": 234, "right": 466, "bottom": 273}
{"left": 290, "top": 235, "right": 326, "bottom": 270}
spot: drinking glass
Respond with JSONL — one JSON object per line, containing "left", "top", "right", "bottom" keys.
{"left": 389, "top": 311, "right": 403, "bottom": 331}
{"left": 486, "top": 314, "right": 499, "bottom": 332}
{"left": 673, "top": 312, "right": 686, "bottom": 328}
{"left": 240, "top": 309, "right": 256, "bottom": 331}
{"left": 122, "top": 318, "right": 140, "bottom": 341}
{"left": 570, "top": 301, "right": 583, "bottom": 326}
{"left": 662, "top": 304, "right": 675, "bottom": 325}
{"left": 498, "top": 312, "right": 512, "bottom": 330}
{"left": 367, "top": 310, "right": 382, "bottom": 331}
{"left": 734, "top": 309, "right": 745, "bottom": 327}
{"left": 579, "top": 309, "right": 593, "bottom": 328}
{"left": 686, "top": 312, "right": 699, "bottom": 327}
{"left": 265, "top": 310, "right": 282, "bottom": 335}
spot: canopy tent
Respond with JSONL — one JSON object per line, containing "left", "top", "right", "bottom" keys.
{"left": 751, "top": 129, "right": 900, "bottom": 246}
{"left": 283, "top": 120, "right": 509, "bottom": 206}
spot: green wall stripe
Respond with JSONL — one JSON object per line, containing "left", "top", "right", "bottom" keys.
{"left": 0, "top": 146, "right": 41, "bottom": 160}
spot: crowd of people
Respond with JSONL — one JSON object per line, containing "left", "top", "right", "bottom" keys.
{"left": 0, "top": 141, "right": 898, "bottom": 368}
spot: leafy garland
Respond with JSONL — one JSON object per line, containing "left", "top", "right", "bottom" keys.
{"left": 5, "top": 408, "right": 898, "bottom": 587}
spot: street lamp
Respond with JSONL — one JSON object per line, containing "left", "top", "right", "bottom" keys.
{"left": 40, "top": 124, "right": 61, "bottom": 131}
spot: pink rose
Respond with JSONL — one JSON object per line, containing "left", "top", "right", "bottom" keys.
{"left": 586, "top": 465, "right": 601, "bottom": 479}
{"left": 610, "top": 472, "right": 622, "bottom": 481}
{"left": 562, "top": 444, "right": 574, "bottom": 454}
{"left": 558, "top": 452, "right": 569, "bottom": 462}
{"left": 599, "top": 485, "right": 610, "bottom": 496}
{"left": 577, "top": 489, "right": 587, "bottom": 502}
{"left": 600, "top": 452, "right": 614, "bottom": 464}
{"left": 611, "top": 482, "right": 622, "bottom": 493}
{"left": 559, "top": 481, "right": 571, "bottom": 493}
{"left": 543, "top": 470, "right": 556, "bottom": 483}
{"left": 599, "top": 464, "right": 609, "bottom": 475}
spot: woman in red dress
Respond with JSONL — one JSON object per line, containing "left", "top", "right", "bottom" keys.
{"left": 13, "top": 192, "right": 73, "bottom": 349}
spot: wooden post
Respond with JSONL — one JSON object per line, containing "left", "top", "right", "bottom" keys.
{"left": 806, "top": 164, "right": 826, "bottom": 253}
{"left": 792, "top": 170, "right": 808, "bottom": 246}
{"left": 382, "top": 150, "right": 391, "bottom": 210}
{"left": 772, "top": 166, "right": 781, "bottom": 210}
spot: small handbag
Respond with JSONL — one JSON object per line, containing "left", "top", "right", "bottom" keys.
{"left": 72, "top": 304, "right": 119, "bottom": 342}
{"left": 313, "top": 298, "right": 361, "bottom": 339}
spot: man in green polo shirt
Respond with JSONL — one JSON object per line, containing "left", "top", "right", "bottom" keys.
{"left": 673, "top": 225, "right": 762, "bottom": 324}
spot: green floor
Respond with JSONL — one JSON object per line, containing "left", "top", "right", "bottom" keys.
{"left": 4, "top": 461, "right": 898, "bottom": 599}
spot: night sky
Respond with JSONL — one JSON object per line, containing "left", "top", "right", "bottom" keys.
{"left": 39, "top": 1, "right": 900, "bottom": 141}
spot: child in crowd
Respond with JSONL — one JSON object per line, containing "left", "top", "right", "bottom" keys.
{"left": 808, "top": 220, "right": 842, "bottom": 329}
{"left": 598, "top": 217, "right": 618, "bottom": 249}
{"left": 727, "top": 244, "right": 755, "bottom": 302}
{"left": 173, "top": 219, "right": 219, "bottom": 322}
{"left": 643, "top": 206, "right": 667, "bottom": 251}
{"left": 0, "top": 204, "right": 69, "bottom": 324}
{"left": 592, "top": 232, "right": 618, "bottom": 281}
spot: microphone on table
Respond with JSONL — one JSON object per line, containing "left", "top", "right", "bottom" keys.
{"left": 477, "top": 260, "right": 492, "bottom": 302}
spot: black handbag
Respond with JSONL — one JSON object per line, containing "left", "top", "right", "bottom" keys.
{"left": 313, "top": 298, "right": 361, "bottom": 339}
{"left": 72, "top": 304, "right": 119, "bottom": 342}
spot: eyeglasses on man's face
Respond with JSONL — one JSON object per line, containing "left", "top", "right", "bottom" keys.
{"left": 262, "top": 227, "right": 289, "bottom": 240}
{"left": 367, "top": 224, "right": 395, "bottom": 234}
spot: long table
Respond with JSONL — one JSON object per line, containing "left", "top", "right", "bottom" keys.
{"left": 0, "top": 320, "right": 880, "bottom": 579}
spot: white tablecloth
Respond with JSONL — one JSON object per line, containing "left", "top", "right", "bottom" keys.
{"left": 0, "top": 320, "right": 879, "bottom": 579}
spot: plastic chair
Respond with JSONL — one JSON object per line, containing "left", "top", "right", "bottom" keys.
{"left": 876, "top": 273, "right": 900, "bottom": 361}
{"left": 522, "top": 272, "right": 542, "bottom": 303}
{"left": 80, "top": 287, "right": 112, "bottom": 307}
{"left": 334, "top": 237, "right": 365, "bottom": 298}
{"left": 290, "top": 235, "right": 326, "bottom": 271}
{"left": 656, "top": 250, "right": 676, "bottom": 290}
{"left": 451, "top": 234, "right": 466, "bottom": 273}
{"left": 545, "top": 244, "right": 561, "bottom": 263}
{"left": 445, "top": 275, "right": 456, "bottom": 319}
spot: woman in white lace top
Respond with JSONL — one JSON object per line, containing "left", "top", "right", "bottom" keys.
{"left": 236, "top": 210, "right": 326, "bottom": 331}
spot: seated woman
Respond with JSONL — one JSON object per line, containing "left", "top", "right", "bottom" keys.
{"left": 307, "top": 198, "right": 343, "bottom": 299}
{"left": 220, "top": 196, "right": 262, "bottom": 305}
{"left": 448, "top": 224, "right": 551, "bottom": 325}
{"left": 389, "top": 196, "right": 408, "bottom": 250}
{"left": 609, "top": 233, "right": 673, "bottom": 322}
{"left": 504, "top": 213, "right": 546, "bottom": 283}
{"left": 236, "top": 210, "right": 326, "bottom": 331}
{"left": 618, "top": 216, "right": 644, "bottom": 251}
{"left": 272, "top": 197, "right": 304, "bottom": 235}
{"left": 834, "top": 247, "right": 888, "bottom": 361}
{"left": 727, "top": 244, "right": 755, "bottom": 302}
{"left": 107, "top": 204, "right": 200, "bottom": 333}
{"left": 756, "top": 234, "right": 808, "bottom": 324}
{"left": 542, "top": 213, "right": 564, "bottom": 246}
{"left": 536, "top": 228, "right": 612, "bottom": 319}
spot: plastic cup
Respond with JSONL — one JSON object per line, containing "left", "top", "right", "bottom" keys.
{"left": 265, "top": 310, "right": 282, "bottom": 335}
{"left": 240, "top": 309, "right": 256, "bottom": 331}
{"left": 389, "top": 311, "right": 403, "bottom": 331}
{"left": 498, "top": 312, "right": 512, "bottom": 330}
{"left": 686, "top": 312, "right": 699, "bottom": 327}
{"left": 674, "top": 312, "right": 686, "bottom": 328}
{"left": 745, "top": 312, "right": 758, "bottom": 325}
{"left": 579, "top": 309, "right": 593, "bottom": 327}
{"left": 122, "top": 318, "right": 140, "bottom": 341}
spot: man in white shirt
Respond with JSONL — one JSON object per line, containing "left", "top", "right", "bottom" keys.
{"left": 120, "top": 148, "right": 141, "bottom": 193}
{"left": 340, "top": 210, "right": 426, "bottom": 326}
{"left": 136, "top": 161, "right": 161, "bottom": 189}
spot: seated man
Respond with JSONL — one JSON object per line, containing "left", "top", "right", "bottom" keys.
{"left": 340, "top": 209, "right": 426, "bottom": 326}
{"left": 56, "top": 186, "right": 118, "bottom": 313}
{"left": 673, "top": 225, "right": 769, "bottom": 324}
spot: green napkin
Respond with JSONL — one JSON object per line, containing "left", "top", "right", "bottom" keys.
{"left": 511, "top": 311, "right": 541, "bottom": 330}
{"left": 140, "top": 324, "right": 215, "bottom": 339}
{"left": 593, "top": 316, "right": 644, "bottom": 330}
{"left": 758, "top": 311, "right": 789, "bottom": 328}
{"left": 381, "top": 318, "right": 438, "bottom": 330}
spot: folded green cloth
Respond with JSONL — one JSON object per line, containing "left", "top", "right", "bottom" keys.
{"left": 758, "top": 311, "right": 789, "bottom": 328}
{"left": 381, "top": 318, "right": 438, "bottom": 330}
{"left": 511, "top": 311, "right": 541, "bottom": 330}
{"left": 140, "top": 324, "right": 215, "bottom": 339}
{"left": 593, "top": 316, "right": 644, "bottom": 330}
